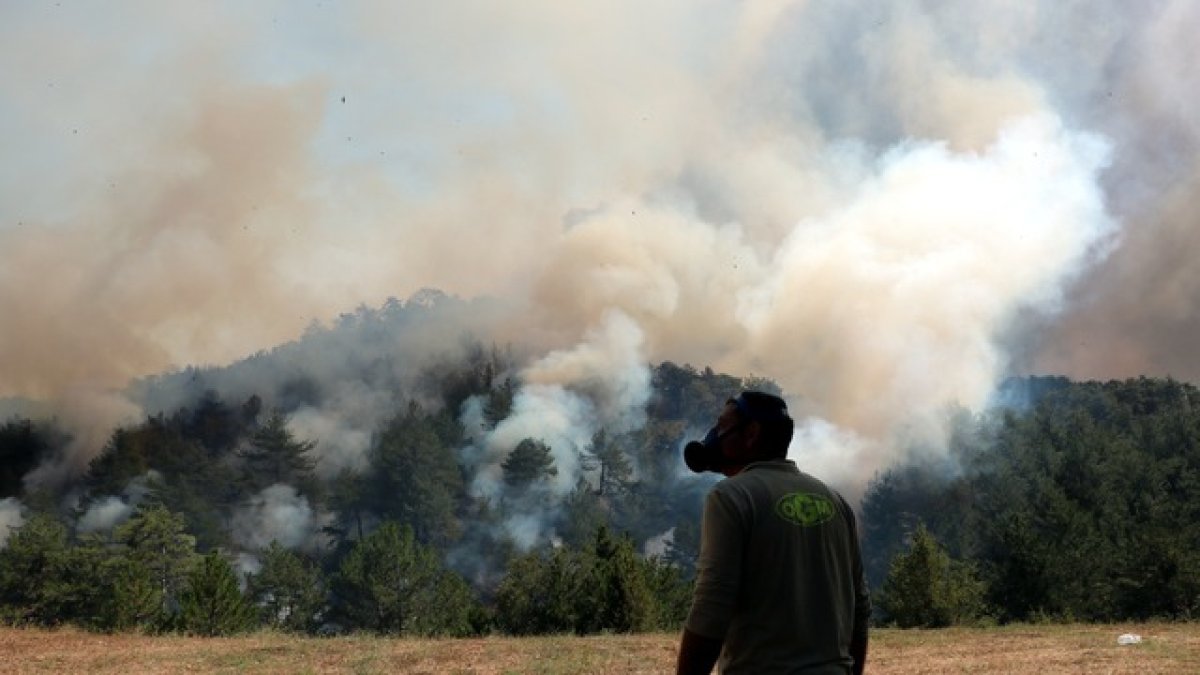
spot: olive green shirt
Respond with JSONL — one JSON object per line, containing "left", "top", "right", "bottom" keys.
{"left": 685, "top": 459, "right": 870, "bottom": 674}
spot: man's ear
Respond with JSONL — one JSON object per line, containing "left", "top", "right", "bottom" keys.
{"left": 745, "top": 420, "right": 763, "bottom": 450}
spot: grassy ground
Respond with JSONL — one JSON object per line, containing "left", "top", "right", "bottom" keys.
{"left": 1, "top": 623, "right": 1197, "bottom": 674}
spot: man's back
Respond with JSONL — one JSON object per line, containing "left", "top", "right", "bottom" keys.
{"left": 685, "top": 459, "right": 870, "bottom": 674}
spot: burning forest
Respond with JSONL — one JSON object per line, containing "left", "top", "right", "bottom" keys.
{"left": 2, "top": 0, "right": 1200, "bottom": 635}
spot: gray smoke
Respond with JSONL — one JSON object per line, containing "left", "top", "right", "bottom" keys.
{"left": 74, "top": 471, "right": 163, "bottom": 534}
{"left": 1, "top": 1, "right": 1194, "bottom": 513}
{"left": 231, "top": 484, "right": 331, "bottom": 554}
{"left": 0, "top": 498, "right": 25, "bottom": 549}
{"left": 75, "top": 497, "right": 133, "bottom": 535}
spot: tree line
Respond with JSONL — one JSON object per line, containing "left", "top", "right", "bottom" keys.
{"left": 3, "top": 357, "right": 1198, "bottom": 634}
{"left": 866, "top": 376, "right": 1200, "bottom": 626}
{"left": 0, "top": 359, "right": 753, "bottom": 635}
{"left": 0, "top": 503, "right": 689, "bottom": 636}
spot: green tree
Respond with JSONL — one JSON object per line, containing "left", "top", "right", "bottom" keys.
{"left": 324, "top": 468, "right": 369, "bottom": 547}
{"left": 367, "top": 402, "right": 465, "bottom": 547}
{"left": 0, "top": 513, "right": 71, "bottom": 625}
{"left": 83, "top": 419, "right": 239, "bottom": 552}
{"left": 181, "top": 390, "right": 244, "bottom": 454}
{"left": 0, "top": 418, "right": 58, "bottom": 500}
{"left": 577, "top": 526, "right": 657, "bottom": 633}
{"left": 663, "top": 519, "right": 700, "bottom": 579}
{"left": 502, "top": 438, "right": 557, "bottom": 490}
{"left": 493, "top": 526, "right": 673, "bottom": 635}
{"left": 418, "top": 339, "right": 512, "bottom": 414}
{"left": 484, "top": 377, "right": 517, "bottom": 428}
{"left": 331, "top": 521, "right": 476, "bottom": 636}
{"left": 83, "top": 425, "right": 162, "bottom": 501}
{"left": 114, "top": 503, "right": 198, "bottom": 623}
{"left": 580, "top": 429, "right": 632, "bottom": 497}
{"left": 246, "top": 541, "right": 325, "bottom": 632}
{"left": 558, "top": 479, "right": 609, "bottom": 549}
{"left": 494, "top": 545, "right": 580, "bottom": 635}
{"left": 103, "top": 553, "right": 163, "bottom": 631}
{"left": 879, "top": 524, "right": 986, "bottom": 627}
{"left": 52, "top": 533, "right": 125, "bottom": 631}
{"left": 178, "top": 551, "right": 255, "bottom": 636}
{"left": 861, "top": 457, "right": 973, "bottom": 591}
{"left": 642, "top": 554, "right": 693, "bottom": 631}
{"left": 239, "top": 410, "right": 318, "bottom": 497}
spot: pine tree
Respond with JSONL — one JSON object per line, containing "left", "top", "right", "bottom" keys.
{"left": 0, "top": 418, "right": 56, "bottom": 500}
{"left": 0, "top": 513, "right": 70, "bottom": 625}
{"left": 494, "top": 545, "right": 580, "bottom": 635}
{"left": 367, "top": 402, "right": 465, "bottom": 547}
{"left": 581, "top": 526, "right": 656, "bottom": 633}
{"left": 484, "top": 377, "right": 516, "bottom": 428}
{"left": 581, "top": 429, "right": 632, "bottom": 497}
{"left": 114, "top": 503, "right": 198, "bottom": 624}
{"left": 105, "top": 554, "right": 163, "bottom": 631}
{"left": 559, "top": 478, "right": 609, "bottom": 549}
{"left": 178, "top": 551, "right": 256, "bottom": 636}
{"left": 331, "top": 521, "right": 477, "bottom": 636}
{"left": 879, "top": 524, "right": 986, "bottom": 627}
{"left": 239, "top": 410, "right": 318, "bottom": 496}
{"left": 642, "top": 554, "right": 693, "bottom": 630}
{"left": 246, "top": 541, "right": 325, "bottom": 632}
{"left": 502, "top": 438, "right": 557, "bottom": 489}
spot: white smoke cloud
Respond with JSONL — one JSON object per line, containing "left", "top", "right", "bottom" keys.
{"left": 468, "top": 311, "right": 650, "bottom": 499}
{"left": 289, "top": 398, "right": 378, "bottom": 479}
{"left": 502, "top": 512, "right": 553, "bottom": 552}
{"left": 75, "top": 471, "right": 159, "bottom": 533}
{"left": 788, "top": 420, "right": 874, "bottom": 504}
{"left": 460, "top": 311, "right": 651, "bottom": 547}
{"left": 0, "top": 498, "right": 26, "bottom": 549}
{"left": 231, "top": 484, "right": 329, "bottom": 553}
{"left": 529, "top": 114, "right": 1113, "bottom": 488}
{"left": 521, "top": 310, "right": 651, "bottom": 433}
{"left": 5, "top": 0, "right": 1192, "bottom": 499}
{"left": 643, "top": 528, "right": 674, "bottom": 559}
{"left": 467, "top": 385, "right": 591, "bottom": 503}
{"left": 76, "top": 496, "right": 133, "bottom": 534}
{"left": 234, "top": 552, "right": 263, "bottom": 582}
{"left": 748, "top": 115, "right": 1114, "bottom": 485}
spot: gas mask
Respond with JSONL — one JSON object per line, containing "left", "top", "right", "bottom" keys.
{"left": 683, "top": 426, "right": 729, "bottom": 474}
{"left": 683, "top": 392, "right": 791, "bottom": 474}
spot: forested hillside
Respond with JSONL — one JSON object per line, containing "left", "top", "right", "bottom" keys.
{"left": 863, "top": 376, "right": 1200, "bottom": 624}
{"left": 1, "top": 302, "right": 1197, "bottom": 634}
{"left": 0, "top": 299, "right": 772, "bottom": 634}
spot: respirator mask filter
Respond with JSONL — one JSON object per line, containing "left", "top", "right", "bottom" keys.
{"left": 683, "top": 426, "right": 725, "bottom": 474}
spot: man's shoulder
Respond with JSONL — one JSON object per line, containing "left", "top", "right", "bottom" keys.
{"left": 713, "top": 460, "right": 812, "bottom": 498}
{"left": 715, "top": 461, "right": 850, "bottom": 510}
{"left": 737, "top": 459, "right": 829, "bottom": 489}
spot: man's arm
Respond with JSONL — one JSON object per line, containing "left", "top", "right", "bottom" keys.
{"left": 849, "top": 624, "right": 868, "bottom": 675}
{"left": 676, "top": 627, "right": 723, "bottom": 675}
{"left": 679, "top": 489, "right": 741, "bottom": 675}
{"left": 845, "top": 496, "right": 870, "bottom": 675}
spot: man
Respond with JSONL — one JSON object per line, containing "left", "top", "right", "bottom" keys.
{"left": 677, "top": 391, "right": 870, "bottom": 674}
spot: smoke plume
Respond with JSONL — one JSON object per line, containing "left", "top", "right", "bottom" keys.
{"left": 1, "top": 1, "right": 1195, "bottom": 505}
{"left": 231, "top": 484, "right": 330, "bottom": 554}
{"left": 75, "top": 471, "right": 160, "bottom": 534}
{"left": 0, "top": 498, "right": 25, "bottom": 549}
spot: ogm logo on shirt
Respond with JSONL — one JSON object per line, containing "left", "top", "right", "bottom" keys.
{"left": 775, "top": 492, "right": 835, "bottom": 527}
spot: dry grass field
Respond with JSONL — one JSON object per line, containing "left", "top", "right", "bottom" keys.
{"left": 1, "top": 623, "right": 1197, "bottom": 674}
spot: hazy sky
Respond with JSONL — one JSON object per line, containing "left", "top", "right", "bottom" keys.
{"left": 3, "top": 1, "right": 1199, "bottom": 491}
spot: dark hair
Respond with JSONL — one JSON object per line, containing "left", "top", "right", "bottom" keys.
{"left": 730, "top": 391, "right": 794, "bottom": 459}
